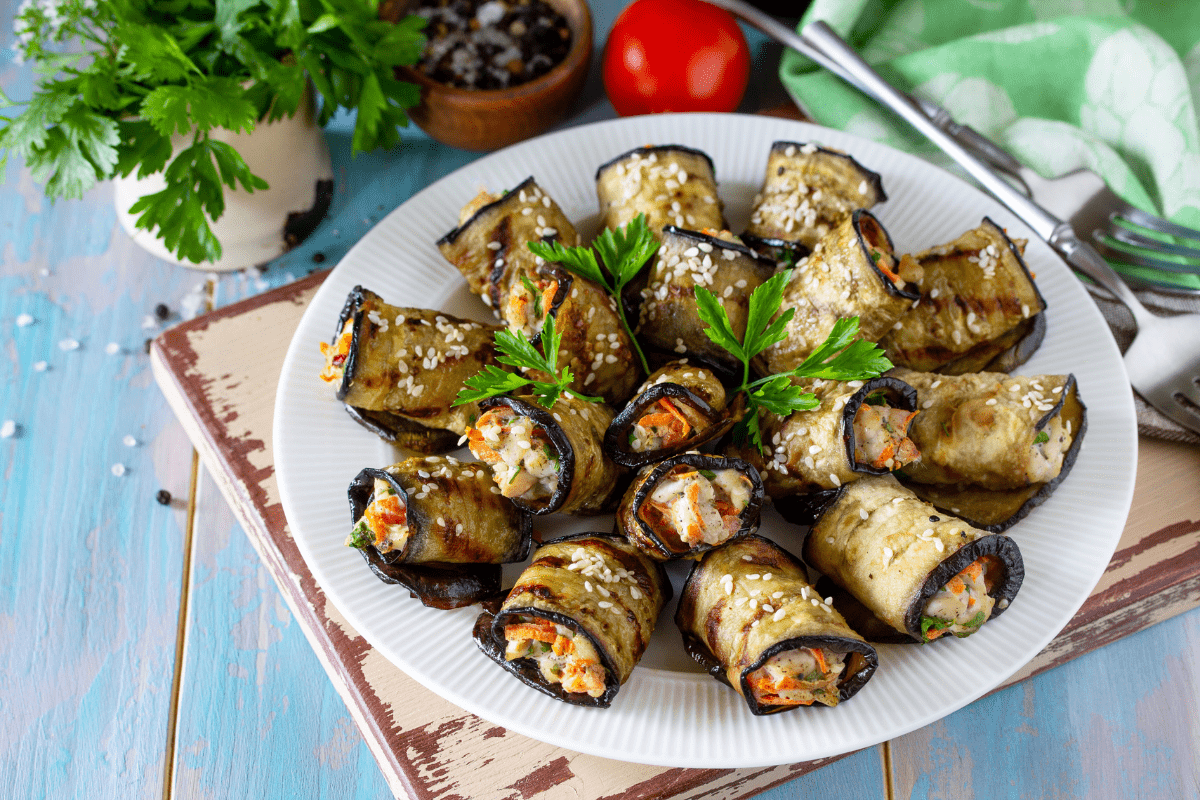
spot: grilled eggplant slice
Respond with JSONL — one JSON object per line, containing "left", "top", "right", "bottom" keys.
{"left": 468, "top": 395, "right": 621, "bottom": 516}
{"left": 342, "top": 407, "right": 461, "bottom": 454}
{"left": 604, "top": 360, "right": 737, "bottom": 468}
{"left": 596, "top": 144, "right": 725, "bottom": 236}
{"left": 473, "top": 532, "right": 671, "bottom": 707}
{"left": 890, "top": 369, "right": 1087, "bottom": 532}
{"left": 729, "top": 376, "right": 919, "bottom": 498}
{"left": 501, "top": 261, "right": 641, "bottom": 405}
{"left": 758, "top": 210, "right": 920, "bottom": 375}
{"left": 879, "top": 218, "right": 1047, "bottom": 374}
{"left": 319, "top": 287, "right": 501, "bottom": 438}
{"left": 617, "top": 453, "right": 764, "bottom": 560}
{"left": 675, "top": 535, "right": 877, "bottom": 715}
{"left": 437, "top": 176, "right": 580, "bottom": 313}
{"left": 637, "top": 226, "right": 777, "bottom": 373}
{"left": 346, "top": 457, "right": 532, "bottom": 609}
{"left": 803, "top": 474, "right": 1024, "bottom": 643}
{"left": 744, "top": 141, "right": 886, "bottom": 258}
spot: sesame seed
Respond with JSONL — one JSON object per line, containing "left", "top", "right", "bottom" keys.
{"left": 630, "top": 587, "right": 642, "bottom": 599}
{"left": 598, "top": 601, "right": 613, "bottom": 609}
{"left": 859, "top": 509, "right": 869, "bottom": 520}
{"left": 122, "top": 435, "right": 137, "bottom": 447}
{"left": 111, "top": 463, "right": 126, "bottom": 476}
{"left": 762, "top": 604, "right": 773, "bottom": 613}
{"left": 58, "top": 338, "right": 80, "bottom": 351}
{"left": 763, "top": 574, "right": 772, "bottom": 581}
{"left": 33, "top": 361, "right": 46, "bottom": 372}
{"left": 829, "top": 473, "right": 841, "bottom": 487}
{"left": 742, "top": 554, "right": 753, "bottom": 561}
{"left": 985, "top": 398, "right": 998, "bottom": 406}
{"left": 747, "top": 573, "right": 760, "bottom": 580}
{"left": 437, "top": 517, "right": 445, "bottom": 526}
{"left": 0, "top": 420, "right": 15, "bottom": 438}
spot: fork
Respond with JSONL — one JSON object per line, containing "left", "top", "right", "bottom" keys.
{"left": 794, "top": 20, "right": 1200, "bottom": 437}
{"left": 700, "top": 0, "right": 1200, "bottom": 295}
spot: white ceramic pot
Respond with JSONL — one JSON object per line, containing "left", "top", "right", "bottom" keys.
{"left": 113, "top": 89, "right": 334, "bottom": 272}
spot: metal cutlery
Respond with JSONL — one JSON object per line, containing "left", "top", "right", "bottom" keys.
{"left": 702, "top": 0, "right": 1200, "bottom": 294}
{"left": 786, "top": 19, "right": 1200, "bottom": 436}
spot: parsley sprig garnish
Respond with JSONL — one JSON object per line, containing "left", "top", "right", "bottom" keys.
{"left": 0, "top": 0, "right": 426, "bottom": 264}
{"left": 528, "top": 214, "right": 659, "bottom": 373}
{"left": 694, "top": 269, "right": 893, "bottom": 452}
{"left": 454, "top": 314, "right": 603, "bottom": 410}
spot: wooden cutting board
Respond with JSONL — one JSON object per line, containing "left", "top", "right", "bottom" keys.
{"left": 151, "top": 270, "right": 1200, "bottom": 800}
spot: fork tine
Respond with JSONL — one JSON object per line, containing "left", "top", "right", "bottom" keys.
{"left": 1092, "top": 238, "right": 1200, "bottom": 276}
{"left": 1104, "top": 226, "right": 1200, "bottom": 260}
{"left": 1149, "top": 391, "right": 1200, "bottom": 437}
{"left": 1100, "top": 268, "right": 1200, "bottom": 297}
{"left": 1119, "top": 206, "right": 1200, "bottom": 243}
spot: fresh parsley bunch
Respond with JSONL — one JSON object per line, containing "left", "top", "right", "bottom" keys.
{"left": 528, "top": 213, "right": 659, "bottom": 373}
{"left": 0, "top": 0, "right": 426, "bottom": 264}
{"left": 694, "top": 270, "right": 894, "bottom": 451}
{"left": 455, "top": 314, "right": 603, "bottom": 410}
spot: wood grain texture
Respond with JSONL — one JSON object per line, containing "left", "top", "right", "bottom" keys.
{"left": 0, "top": 177, "right": 198, "bottom": 798}
{"left": 152, "top": 272, "right": 1200, "bottom": 799}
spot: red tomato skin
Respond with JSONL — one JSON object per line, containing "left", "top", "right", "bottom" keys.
{"left": 602, "top": 0, "right": 751, "bottom": 117}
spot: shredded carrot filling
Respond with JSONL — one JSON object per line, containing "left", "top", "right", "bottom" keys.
{"left": 745, "top": 646, "right": 846, "bottom": 708}
{"left": 504, "top": 617, "right": 607, "bottom": 697}
{"left": 638, "top": 465, "right": 753, "bottom": 550}
{"left": 921, "top": 556, "right": 998, "bottom": 641}
{"left": 319, "top": 322, "right": 354, "bottom": 383}
{"left": 630, "top": 398, "right": 706, "bottom": 452}
{"left": 852, "top": 401, "right": 920, "bottom": 470}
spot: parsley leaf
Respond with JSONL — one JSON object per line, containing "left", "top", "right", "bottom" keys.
{"left": 455, "top": 314, "right": 604, "bottom": 410}
{"left": 1033, "top": 430, "right": 1050, "bottom": 445}
{"left": 694, "top": 275, "right": 893, "bottom": 452}
{"left": 529, "top": 214, "right": 657, "bottom": 373}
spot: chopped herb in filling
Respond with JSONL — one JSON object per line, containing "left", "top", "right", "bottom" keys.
{"left": 1027, "top": 414, "right": 1070, "bottom": 483}
{"left": 503, "top": 616, "right": 607, "bottom": 697}
{"left": 345, "top": 478, "right": 410, "bottom": 554}
{"left": 468, "top": 408, "right": 560, "bottom": 506}
{"left": 920, "top": 555, "right": 1000, "bottom": 641}
{"left": 745, "top": 646, "right": 846, "bottom": 707}
{"left": 638, "top": 464, "right": 754, "bottom": 550}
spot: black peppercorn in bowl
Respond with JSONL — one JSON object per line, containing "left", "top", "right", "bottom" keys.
{"left": 381, "top": 0, "right": 592, "bottom": 152}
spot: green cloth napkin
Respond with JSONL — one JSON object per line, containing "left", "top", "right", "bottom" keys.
{"left": 779, "top": 0, "right": 1200, "bottom": 291}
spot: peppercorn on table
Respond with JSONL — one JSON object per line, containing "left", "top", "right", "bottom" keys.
{"left": 2, "top": 1, "right": 1199, "bottom": 798}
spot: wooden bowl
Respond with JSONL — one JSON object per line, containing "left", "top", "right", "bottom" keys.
{"left": 387, "top": 0, "right": 593, "bottom": 152}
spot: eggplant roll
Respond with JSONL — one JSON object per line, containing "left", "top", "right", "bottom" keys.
{"left": 805, "top": 474, "right": 1024, "bottom": 643}
{"left": 890, "top": 369, "right": 1086, "bottom": 531}
{"left": 743, "top": 141, "right": 886, "bottom": 259}
{"left": 472, "top": 532, "right": 671, "bottom": 707}
{"left": 675, "top": 535, "right": 877, "bottom": 715}
{"left": 879, "top": 218, "right": 1047, "bottom": 374}
{"left": 617, "top": 453, "right": 764, "bottom": 560}
{"left": 468, "top": 394, "right": 621, "bottom": 516}
{"left": 501, "top": 261, "right": 640, "bottom": 405}
{"left": 595, "top": 145, "right": 725, "bottom": 235}
{"left": 758, "top": 210, "right": 920, "bottom": 375}
{"left": 604, "top": 360, "right": 736, "bottom": 468}
{"left": 729, "top": 377, "right": 920, "bottom": 497}
{"left": 437, "top": 177, "right": 580, "bottom": 312}
{"left": 346, "top": 457, "right": 532, "bottom": 608}
{"left": 637, "top": 226, "right": 777, "bottom": 374}
{"left": 320, "top": 287, "right": 501, "bottom": 438}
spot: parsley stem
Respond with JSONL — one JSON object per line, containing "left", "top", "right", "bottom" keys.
{"left": 615, "top": 303, "right": 650, "bottom": 374}
{"left": 565, "top": 388, "right": 605, "bottom": 403}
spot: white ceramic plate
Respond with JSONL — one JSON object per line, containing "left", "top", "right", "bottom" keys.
{"left": 274, "top": 113, "right": 1136, "bottom": 768}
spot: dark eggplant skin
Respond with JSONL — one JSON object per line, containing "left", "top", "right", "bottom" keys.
{"left": 595, "top": 145, "right": 725, "bottom": 236}
{"left": 637, "top": 226, "right": 778, "bottom": 375}
{"left": 729, "top": 376, "right": 917, "bottom": 498}
{"left": 758, "top": 210, "right": 919, "bottom": 376}
{"left": 476, "top": 395, "right": 621, "bottom": 516}
{"left": 330, "top": 286, "right": 500, "bottom": 437}
{"left": 880, "top": 218, "right": 1048, "bottom": 375}
{"left": 506, "top": 262, "right": 641, "bottom": 405}
{"left": 745, "top": 141, "right": 887, "bottom": 254}
{"left": 802, "top": 475, "right": 1025, "bottom": 643}
{"left": 346, "top": 460, "right": 532, "bottom": 609}
{"left": 675, "top": 535, "right": 878, "bottom": 715}
{"left": 472, "top": 532, "right": 671, "bottom": 708}
{"left": 603, "top": 361, "right": 736, "bottom": 468}
{"left": 437, "top": 176, "right": 580, "bottom": 311}
{"left": 617, "top": 453, "right": 765, "bottom": 560}
{"left": 898, "top": 373, "right": 1088, "bottom": 533}
{"left": 342, "top": 406, "right": 461, "bottom": 454}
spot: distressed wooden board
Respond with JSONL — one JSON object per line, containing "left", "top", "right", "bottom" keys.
{"left": 151, "top": 273, "right": 1200, "bottom": 799}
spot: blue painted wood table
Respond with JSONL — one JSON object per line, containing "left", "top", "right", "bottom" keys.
{"left": 2, "top": 1, "right": 1199, "bottom": 797}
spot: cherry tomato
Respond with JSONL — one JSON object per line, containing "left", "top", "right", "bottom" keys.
{"left": 602, "top": 0, "right": 751, "bottom": 116}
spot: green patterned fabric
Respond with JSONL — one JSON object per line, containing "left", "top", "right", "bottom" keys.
{"left": 780, "top": 0, "right": 1200, "bottom": 290}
